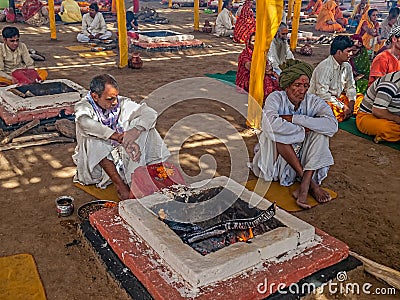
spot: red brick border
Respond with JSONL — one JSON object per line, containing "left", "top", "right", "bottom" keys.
{"left": 90, "top": 208, "right": 348, "bottom": 300}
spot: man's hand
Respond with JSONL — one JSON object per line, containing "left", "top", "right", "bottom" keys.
{"left": 280, "top": 115, "right": 293, "bottom": 122}
{"left": 110, "top": 132, "right": 124, "bottom": 144}
{"left": 343, "top": 101, "right": 355, "bottom": 120}
{"left": 281, "top": 114, "right": 310, "bottom": 133}
{"left": 123, "top": 127, "right": 143, "bottom": 147}
{"left": 124, "top": 141, "right": 141, "bottom": 162}
{"left": 89, "top": 34, "right": 95, "bottom": 39}
{"left": 95, "top": 33, "right": 102, "bottom": 38}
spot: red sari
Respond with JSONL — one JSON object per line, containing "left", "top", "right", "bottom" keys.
{"left": 236, "top": 37, "right": 280, "bottom": 101}
{"left": 21, "top": 0, "right": 43, "bottom": 22}
{"left": 233, "top": 0, "right": 255, "bottom": 44}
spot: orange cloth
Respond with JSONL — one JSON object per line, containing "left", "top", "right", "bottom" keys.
{"left": 315, "top": 0, "right": 345, "bottom": 32}
{"left": 368, "top": 51, "right": 400, "bottom": 85}
{"left": 304, "top": 0, "right": 315, "bottom": 11}
{"left": 351, "top": 3, "right": 369, "bottom": 19}
{"left": 354, "top": 93, "right": 364, "bottom": 114}
{"left": 326, "top": 94, "right": 363, "bottom": 122}
{"left": 0, "top": 77, "right": 12, "bottom": 86}
{"left": 356, "top": 111, "right": 400, "bottom": 142}
{"left": 36, "top": 68, "right": 48, "bottom": 81}
{"left": 308, "top": 0, "right": 322, "bottom": 15}
{"left": 356, "top": 17, "right": 384, "bottom": 51}
{"left": 335, "top": 6, "right": 348, "bottom": 26}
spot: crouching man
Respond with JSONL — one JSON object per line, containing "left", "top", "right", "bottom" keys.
{"left": 73, "top": 74, "right": 170, "bottom": 200}
{"left": 250, "top": 60, "right": 338, "bottom": 209}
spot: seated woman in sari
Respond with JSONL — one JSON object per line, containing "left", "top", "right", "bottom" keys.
{"left": 303, "top": 0, "right": 323, "bottom": 16}
{"left": 233, "top": 0, "right": 255, "bottom": 44}
{"left": 315, "top": 0, "right": 345, "bottom": 33}
{"left": 356, "top": 9, "right": 384, "bottom": 53}
{"left": 236, "top": 32, "right": 280, "bottom": 103}
{"left": 334, "top": 0, "right": 348, "bottom": 27}
{"left": 59, "top": 0, "right": 82, "bottom": 23}
{"left": 348, "top": 0, "right": 369, "bottom": 27}
{"left": 21, "top": 0, "right": 49, "bottom": 26}
{"left": 349, "top": 34, "right": 370, "bottom": 96}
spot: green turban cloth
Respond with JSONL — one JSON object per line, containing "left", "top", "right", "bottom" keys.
{"left": 279, "top": 59, "right": 314, "bottom": 89}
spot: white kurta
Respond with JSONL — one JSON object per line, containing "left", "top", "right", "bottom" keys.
{"left": 250, "top": 91, "right": 338, "bottom": 186}
{"left": 216, "top": 8, "right": 235, "bottom": 37}
{"left": 267, "top": 37, "right": 294, "bottom": 75}
{"left": 73, "top": 96, "right": 170, "bottom": 188}
{"left": 308, "top": 55, "right": 357, "bottom": 109}
{"left": 77, "top": 12, "right": 112, "bottom": 42}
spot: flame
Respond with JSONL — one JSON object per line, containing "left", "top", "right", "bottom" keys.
{"left": 237, "top": 228, "right": 254, "bottom": 242}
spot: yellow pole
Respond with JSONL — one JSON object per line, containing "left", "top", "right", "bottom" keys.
{"left": 194, "top": 0, "right": 199, "bottom": 30}
{"left": 116, "top": 0, "right": 128, "bottom": 68}
{"left": 290, "top": 0, "right": 301, "bottom": 51}
{"left": 218, "top": 0, "right": 223, "bottom": 13}
{"left": 169, "top": 0, "right": 172, "bottom": 8}
{"left": 246, "top": 0, "right": 283, "bottom": 129}
{"left": 351, "top": 0, "right": 356, "bottom": 8}
{"left": 287, "top": 0, "right": 294, "bottom": 23}
{"left": 48, "top": 0, "right": 56, "bottom": 40}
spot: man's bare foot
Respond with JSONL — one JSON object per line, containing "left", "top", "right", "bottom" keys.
{"left": 292, "top": 187, "right": 312, "bottom": 209}
{"left": 115, "top": 183, "right": 131, "bottom": 200}
{"left": 310, "top": 182, "right": 331, "bottom": 203}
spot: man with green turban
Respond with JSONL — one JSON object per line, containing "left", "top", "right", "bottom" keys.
{"left": 250, "top": 59, "right": 338, "bottom": 209}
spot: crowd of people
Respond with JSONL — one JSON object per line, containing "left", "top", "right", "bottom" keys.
{"left": 0, "top": 0, "right": 398, "bottom": 205}
{"left": 231, "top": 9, "right": 399, "bottom": 207}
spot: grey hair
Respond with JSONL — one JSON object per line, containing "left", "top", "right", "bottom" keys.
{"left": 89, "top": 74, "right": 118, "bottom": 97}
{"left": 277, "top": 22, "right": 288, "bottom": 33}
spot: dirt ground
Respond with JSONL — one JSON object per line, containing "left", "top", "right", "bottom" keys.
{"left": 0, "top": 2, "right": 399, "bottom": 299}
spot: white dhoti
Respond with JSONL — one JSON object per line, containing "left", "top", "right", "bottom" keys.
{"left": 251, "top": 131, "right": 334, "bottom": 186}
{"left": 77, "top": 31, "right": 112, "bottom": 43}
{"left": 73, "top": 96, "right": 170, "bottom": 189}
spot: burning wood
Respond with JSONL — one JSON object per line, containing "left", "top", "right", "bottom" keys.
{"left": 181, "top": 202, "right": 276, "bottom": 244}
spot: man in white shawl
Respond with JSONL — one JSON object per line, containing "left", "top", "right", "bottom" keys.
{"left": 73, "top": 74, "right": 170, "bottom": 200}
{"left": 268, "top": 23, "right": 294, "bottom": 75}
{"left": 250, "top": 60, "right": 338, "bottom": 209}
{"left": 77, "top": 3, "right": 112, "bottom": 43}
{"left": 216, "top": 0, "right": 236, "bottom": 37}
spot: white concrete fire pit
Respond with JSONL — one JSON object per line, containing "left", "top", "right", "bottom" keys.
{"left": 119, "top": 176, "right": 315, "bottom": 288}
{"left": 0, "top": 79, "right": 87, "bottom": 125}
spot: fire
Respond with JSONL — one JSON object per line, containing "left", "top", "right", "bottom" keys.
{"left": 237, "top": 228, "right": 254, "bottom": 242}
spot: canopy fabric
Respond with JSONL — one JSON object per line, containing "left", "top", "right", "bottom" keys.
{"left": 246, "top": 0, "right": 283, "bottom": 129}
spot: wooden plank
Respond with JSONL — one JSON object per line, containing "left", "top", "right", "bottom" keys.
{"left": 0, "top": 136, "right": 74, "bottom": 151}
{"left": 12, "top": 132, "right": 60, "bottom": 143}
{"left": 350, "top": 251, "right": 400, "bottom": 290}
{"left": 0, "top": 119, "right": 40, "bottom": 145}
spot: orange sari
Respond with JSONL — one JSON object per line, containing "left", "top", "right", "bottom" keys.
{"left": 316, "top": 0, "right": 345, "bottom": 32}
{"left": 356, "top": 14, "right": 384, "bottom": 51}
{"left": 309, "top": 0, "right": 322, "bottom": 15}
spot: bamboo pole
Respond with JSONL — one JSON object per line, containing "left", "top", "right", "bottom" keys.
{"left": 290, "top": 0, "right": 302, "bottom": 51}
{"left": 48, "top": 0, "right": 57, "bottom": 40}
{"left": 116, "top": 0, "right": 128, "bottom": 68}
{"left": 287, "top": 0, "right": 294, "bottom": 23}
{"left": 169, "top": 0, "right": 173, "bottom": 8}
{"left": 194, "top": 0, "right": 200, "bottom": 30}
{"left": 218, "top": 0, "right": 223, "bottom": 13}
{"left": 246, "top": 0, "right": 283, "bottom": 129}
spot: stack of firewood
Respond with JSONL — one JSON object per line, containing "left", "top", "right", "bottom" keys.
{"left": 0, "top": 119, "right": 76, "bottom": 151}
